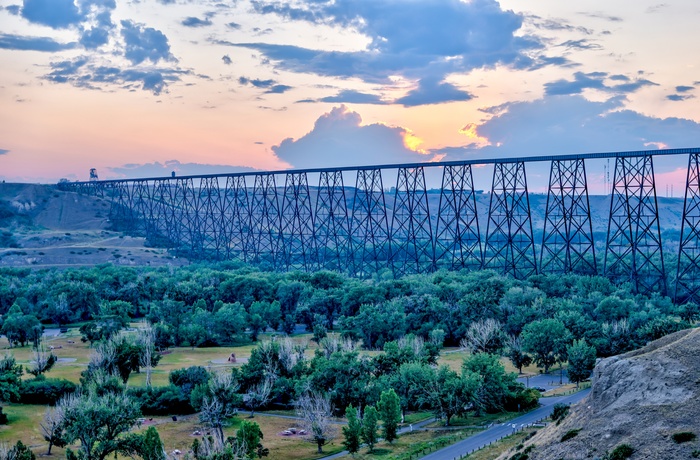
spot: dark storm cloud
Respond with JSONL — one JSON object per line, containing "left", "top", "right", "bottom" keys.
{"left": 0, "top": 33, "right": 76, "bottom": 52}
{"left": 21, "top": 0, "right": 81, "bottom": 29}
{"left": 121, "top": 20, "right": 174, "bottom": 65}
{"left": 545, "top": 72, "right": 657, "bottom": 96}
{"left": 182, "top": 16, "right": 213, "bottom": 27}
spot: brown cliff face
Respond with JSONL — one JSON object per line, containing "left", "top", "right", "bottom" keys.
{"left": 499, "top": 328, "right": 700, "bottom": 460}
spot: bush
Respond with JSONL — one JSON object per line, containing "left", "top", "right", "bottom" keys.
{"left": 0, "top": 407, "right": 7, "bottom": 425}
{"left": 19, "top": 378, "right": 77, "bottom": 405}
{"left": 561, "top": 429, "right": 581, "bottom": 442}
{"left": 672, "top": 432, "right": 697, "bottom": 444}
{"left": 551, "top": 403, "right": 569, "bottom": 424}
{"left": 128, "top": 385, "right": 195, "bottom": 415}
{"left": 606, "top": 444, "right": 634, "bottom": 460}
{"left": 505, "top": 387, "right": 540, "bottom": 412}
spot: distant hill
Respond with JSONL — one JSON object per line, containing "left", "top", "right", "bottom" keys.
{"left": 498, "top": 328, "right": 700, "bottom": 460}
{"left": 0, "top": 183, "right": 184, "bottom": 267}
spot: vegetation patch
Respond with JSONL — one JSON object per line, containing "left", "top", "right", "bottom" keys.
{"left": 561, "top": 428, "right": 581, "bottom": 442}
{"left": 605, "top": 443, "right": 634, "bottom": 460}
{"left": 672, "top": 431, "right": 697, "bottom": 443}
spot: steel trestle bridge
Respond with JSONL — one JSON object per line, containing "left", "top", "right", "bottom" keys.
{"left": 59, "top": 147, "right": 700, "bottom": 302}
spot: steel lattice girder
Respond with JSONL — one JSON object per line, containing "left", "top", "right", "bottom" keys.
{"left": 483, "top": 161, "right": 538, "bottom": 279}
{"left": 314, "top": 170, "right": 351, "bottom": 272}
{"left": 676, "top": 153, "right": 700, "bottom": 302}
{"left": 223, "top": 176, "right": 250, "bottom": 261}
{"left": 280, "top": 172, "right": 316, "bottom": 270}
{"left": 604, "top": 155, "right": 666, "bottom": 295}
{"left": 434, "top": 164, "right": 482, "bottom": 270}
{"left": 350, "top": 169, "right": 391, "bottom": 276}
{"left": 390, "top": 167, "right": 434, "bottom": 276}
{"left": 248, "top": 174, "right": 281, "bottom": 267}
{"left": 540, "top": 159, "right": 597, "bottom": 274}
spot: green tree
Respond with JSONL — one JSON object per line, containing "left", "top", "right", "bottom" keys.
{"left": 377, "top": 389, "right": 401, "bottom": 443}
{"left": 521, "top": 319, "right": 572, "bottom": 374}
{"left": 140, "top": 426, "right": 166, "bottom": 460}
{"left": 566, "top": 339, "right": 596, "bottom": 388}
{"left": 361, "top": 406, "right": 379, "bottom": 453}
{"left": 8, "top": 440, "right": 35, "bottom": 460}
{"left": 58, "top": 389, "right": 142, "bottom": 460}
{"left": 342, "top": 404, "right": 362, "bottom": 454}
{"left": 0, "top": 353, "right": 23, "bottom": 402}
{"left": 505, "top": 335, "right": 532, "bottom": 374}
{"left": 235, "top": 420, "right": 264, "bottom": 459}
{"left": 423, "top": 365, "right": 480, "bottom": 426}
{"left": 463, "top": 353, "right": 518, "bottom": 415}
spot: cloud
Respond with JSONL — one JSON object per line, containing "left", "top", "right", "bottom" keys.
{"left": 666, "top": 94, "right": 694, "bottom": 102}
{"left": 558, "top": 39, "right": 602, "bottom": 51}
{"left": 238, "top": 76, "right": 292, "bottom": 93}
{"left": 21, "top": 0, "right": 81, "bottom": 29}
{"left": 226, "top": 21, "right": 241, "bottom": 29}
{"left": 676, "top": 85, "right": 694, "bottom": 93}
{"left": 107, "top": 160, "right": 258, "bottom": 179}
{"left": 229, "top": 0, "right": 562, "bottom": 106}
{"left": 0, "top": 149, "right": 9, "bottom": 155}
{"left": 544, "top": 71, "right": 657, "bottom": 96}
{"left": 395, "top": 77, "right": 474, "bottom": 106}
{"left": 578, "top": 11, "right": 623, "bottom": 22}
{"left": 181, "top": 16, "right": 212, "bottom": 27}
{"left": 45, "top": 56, "right": 189, "bottom": 94}
{"left": 272, "top": 105, "right": 434, "bottom": 168}
{"left": 222, "top": 55, "right": 232, "bottom": 65}
{"left": 438, "top": 95, "right": 700, "bottom": 161}
{"left": 0, "top": 33, "right": 76, "bottom": 52}
{"left": 79, "top": 26, "right": 110, "bottom": 49}
{"left": 120, "top": 20, "right": 173, "bottom": 65}
{"left": 4, "top": 5, "right": 20, "bottom": 15}
{"left": 318, "top": 90, "right": 386, "bottom": 105}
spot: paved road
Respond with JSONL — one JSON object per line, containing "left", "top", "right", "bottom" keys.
{"left": 517, "top": 371, "right": 570, "bottom": 391}
{"left": 420, "top": 389, "right": 591, "bottom": 460}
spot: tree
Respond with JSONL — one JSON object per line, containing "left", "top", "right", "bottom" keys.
{"left": 423, "top": 365, "right": 480, "bottom": 426}
{"left": 198, "top": 371, "right": 241, "bottom": 444}
{"left": 342, "top": 404, "right": 362, "bottom": 454}
{"left": 361, "top": 406, "right": 379, "bottom": 452}
{"left": 140, "top": 426, "right": 166, "bottom": 460}
{"left": 57, "top": 389, "right": 142, "bottom": 460}
{"left": 505, "top": 335, "right": 532, "bottom": 374}
{"left": 566, "top": 339, "right": 596, "bottom": 388}
{"left": 29, "top": 344, "right": 57, "bottom": 377}
{"left": 377, "top": 389, "right": 401, "bottom": 443}
{"left": 521, "top": 319, "right": 572, "bottom": 374}
{"left": 6, "top": 441, "right": 35, "bottom": 460}
{"left": 463, "top": 353, "right": 518, "bottom": 415}
{"left": 460, "top": 318, "right": 503, "bottom": 354}
{"left": 0, "top": 353, "right": 23, "bottom": 402}
{"left": 295, "top": 392, "right": 335, "bottom": 454}
{"left": 390, "top": 362, "right": 433, "bottom": 422}
{"left": 234, "top": 420, "right": 266, "bottom": 459}
{"left": 40, "top": 406, "right": 67, "bottom": 455}
{"left": 243, "top": 375, "right": 275, "bottom": 417}
{"left": 137, "top": 324, "right": 157, "bottom": 387}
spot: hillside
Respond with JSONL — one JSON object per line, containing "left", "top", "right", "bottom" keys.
{"left": 0, "top": 183, "right": 184, "bottom": 267}
{"left": 498, "top": 328, "right": 700, "bottom": 460}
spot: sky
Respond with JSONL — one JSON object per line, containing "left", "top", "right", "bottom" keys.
{"left": 1, "top": 0, "right": 699, "bottom": 193}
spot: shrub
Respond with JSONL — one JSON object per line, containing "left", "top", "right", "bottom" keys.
{"left": 128, "top": 385, "right": 195, "bottom": 415}
{"left": 0, "top": 406, "right": 7, "bottom": 425}
{"left": 561, "top": 429, "right": 581, "bottom": 442}
{"left": 606, "top": 444, "right": 634, "bottom": 460}
{"left": 671, "top": 432, "right": 697, "bottom": 444}
{"left": 19, "top": 378, "right": 77, "bottom": 405}
{"left": 551, "top": 403, "right": 569, "bottom": 424}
